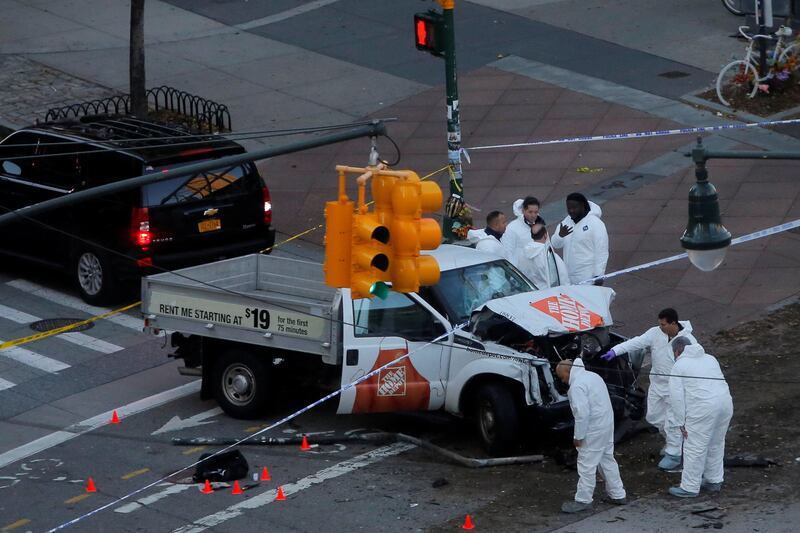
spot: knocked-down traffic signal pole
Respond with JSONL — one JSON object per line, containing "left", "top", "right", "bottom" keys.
{"left": 324, "top": 164, "right": 443, "bottom": 299}
{"left": 415, "top": 0, "right": 463, "bottom": 241}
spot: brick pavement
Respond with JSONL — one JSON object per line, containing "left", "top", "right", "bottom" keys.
{"left": 0, "top": 55, "right": 118, "bottom": 130}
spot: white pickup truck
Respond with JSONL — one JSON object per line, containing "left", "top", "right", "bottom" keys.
{"left": 142, "top": 245, "right": 645, "bottom": 455}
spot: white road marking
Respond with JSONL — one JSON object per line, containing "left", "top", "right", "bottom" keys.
{"left": 0, "top": 303, "right": 123, "bottom": 354}
{"left": 172, "top": 442, "right": 416, "bottom": 533}
{"left": 6, "top": 279, "right": 142, "bottom": 331}
{"left": 151, "top": 407, "right": 223, "bottom": 435}
{"left": 114, "top": 483, "right": 192, "bottom": 514}
{"left": 235, "top": 0, "right": 342, "bottom": 30}
{"left": 0, "top": 376, "right": 15, "bottom": 391}
{"left": 0, "top": 341, "right": 70, "bottom": 373}
{"left": 0, "top": 380, "right": 200, "bottom": 469}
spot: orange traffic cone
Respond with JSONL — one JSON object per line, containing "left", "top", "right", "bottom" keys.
{"left": 275, "top": 486, "right": 286, "bottom": 501}
{"left": 260, "top": 467, "right": 271, "bottom": 481}
{"left": 110, "top": 410, "right": 120, "bottom": 424}
{"left": 300, "top": 435, "right": 311, "bottom": 451}
{"left": 86, "top": 477, "right": 97, "bottom": 493}
{"left": 231, "top": 480, "right": 243, "bottom": 495}
{"left": 200, "top": 479, "right": 213, "bottom": 494}
{"left": 461, "top": 514, "right": 475, "bottom": 530}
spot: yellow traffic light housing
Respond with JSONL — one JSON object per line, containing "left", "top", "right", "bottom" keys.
{"left": 324, "top": 164, "right": 442, "bottom": 299}
{"left": 323, "top": 172, "right": 353, "bottom": 288}
{"left": 390, "top": 172, "right": 443, "bottom": 293}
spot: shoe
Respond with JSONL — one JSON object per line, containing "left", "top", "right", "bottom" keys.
{"left": 561, "top": 500, "right": 593, "bottom": 513}
{"left": 659, "top": 447, "right": 666, "bottom": 457}
{"left": 606, "top": 497, "right": 628, "bottom": 505}
{"left": 701, "top": 481, "right": 722, "bottom": 493}
{"left": 658, "top": 454, "right": 681, "bottom": 471}
{"left": 668, "top": 486, "right": 698, "bottom": 498}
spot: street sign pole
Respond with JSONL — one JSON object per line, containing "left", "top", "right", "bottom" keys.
{"left": 440, "top": 0, "right": 462, "bottom": 241}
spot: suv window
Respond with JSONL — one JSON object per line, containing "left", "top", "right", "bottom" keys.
{"left": 142, "top": 162, "right": 257, "bottom": 206}
{"left": 353, "top": 292, "right": 444, "bottom": 341}
{"left": 0, "top": 132, "right": 84, "bottom": 190}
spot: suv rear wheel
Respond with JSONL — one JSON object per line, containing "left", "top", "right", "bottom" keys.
{"left": 72, "top": 246, "right": 118, "bottom": 305}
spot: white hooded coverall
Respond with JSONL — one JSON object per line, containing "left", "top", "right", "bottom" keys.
{"left": 669, "top": 344, "right": 733, "bottom": 493}
{"left": 517, "top": 240, "right": 570, "bottom": 289}
{"left": 501, "top": 199, "right": 534, "bottom": 262}
{"left": 612, "top": 321, "right": 696, "bottom": 457}
{"left": 466, "top": 228, "right": 508, "bottom": 260}
{"left": 568, "top": 358, "right": 626, "bottom": 504}
{"left": 550, "top": 201, "right": 609, "bottom": 284}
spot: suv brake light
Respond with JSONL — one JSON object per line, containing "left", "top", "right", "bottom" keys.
{"left": 262, "top": 186, "right": 272, "bottom": 225}
{"left": 131, "top": 207, "right": 152, "bottom": 248}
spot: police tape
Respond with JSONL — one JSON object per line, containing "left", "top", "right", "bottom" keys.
{"left": 45, "top": 325, "right": 461, "bottom": 532}
{"left": 462, "top": 117, "right": 800, "bottom": 153}
{"left": 0, "top": 165, "right": 453, "bottom": 352}
{"left": 0, "top": 301, "right": 140, "bottom": 351}
{"left": 585, "top": 217, "right": 800, "bottom": 284}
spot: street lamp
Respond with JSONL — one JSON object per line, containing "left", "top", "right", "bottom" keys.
{"left": 681, "top": 138, "right": 731, "bottom": 271}
{"left": 681, "top": 137, "right": 800, "bottom": 271}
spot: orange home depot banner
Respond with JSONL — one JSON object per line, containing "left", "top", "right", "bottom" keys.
{"left": 353, "top": 347, "right": 431, "bottom": 414}
{"left": 530, "top": 293, "right": 604, "bottom": 332}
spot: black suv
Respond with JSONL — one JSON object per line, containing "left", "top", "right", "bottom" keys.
{"left": 0, "top": 117, "right": 275, "bottom": 304}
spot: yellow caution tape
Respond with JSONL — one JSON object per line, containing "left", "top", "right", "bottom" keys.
{"left": 1, "top": 166, "right": 452, "bottom": 351}
{"left": 0, "top": 301, "right": 141, "bottom": 351}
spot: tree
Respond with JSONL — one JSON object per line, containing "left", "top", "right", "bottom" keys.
{"left": 130, "top": 0, "right": 147, "bottom": 118}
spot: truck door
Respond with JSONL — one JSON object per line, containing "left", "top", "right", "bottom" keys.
{"left": 338, "top": 290, "right": 451, "bottom": 414}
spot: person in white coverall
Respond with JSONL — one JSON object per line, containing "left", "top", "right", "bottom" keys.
{"left": 600, "top": 308, "right": 696, "bottom": 471}
{"left": 501, "top": 196, "right": 543, "bottom": 262}
{"left": 517, "top": 222, "right": 570, "bottom": 289}
{"left": 667, "top": 337, "right": 733, "bottom": 498}
{"left": 556, "top": 358, "right": 626, "bottom": 513}
{"left": 550, "top": 193, "right": 608, "bottom": 285}
{"left": 466, "top": 210, "right": 508, "bottom": 259}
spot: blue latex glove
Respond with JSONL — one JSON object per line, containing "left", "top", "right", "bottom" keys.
{"left": 600, "top": 349, "right": 617, "bottom": 361}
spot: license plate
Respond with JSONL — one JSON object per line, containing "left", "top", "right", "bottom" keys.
{"left": 198, "top": 218, "right": 221, "bottom": 233}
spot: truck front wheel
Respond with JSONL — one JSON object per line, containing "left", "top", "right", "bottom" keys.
{"left": 474, "top": 382, "right": 520, "bottom": 456}
{"left": 213, "top": 349, "right": 270, "bottom": 419}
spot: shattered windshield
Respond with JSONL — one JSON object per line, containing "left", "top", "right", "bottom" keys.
{"left": 432, "top": 260, "right": 535, "bottom": 324}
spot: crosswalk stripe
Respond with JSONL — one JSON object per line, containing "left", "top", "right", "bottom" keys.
{"left": 6, "top": 280, "right": 142, "bottom": 331}
{"left": 0, "top": 341, "right": 70, "bottom": 373}
{"left": 0, "top": 377, "right": 15, "bottom": 391}
{"left": 0, "top": 303, "right": 123, "bottom": 354}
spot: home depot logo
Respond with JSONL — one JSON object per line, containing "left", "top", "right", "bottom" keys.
{"left": 530, "top": 294, "right": 603, "bottom": 332}
{"left": 377, "top": 366, "right": 406, "bottom": 396}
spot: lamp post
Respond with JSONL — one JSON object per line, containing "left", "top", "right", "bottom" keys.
{"left": 681, "top": 136, "right": 800, "bottom": 271}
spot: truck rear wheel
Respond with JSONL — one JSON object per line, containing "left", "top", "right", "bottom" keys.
{"left": 474, "top": 382, "right": 520, "bottom": 456}
{"left": 213, "top": 349, "right": 270, "bottom": 419}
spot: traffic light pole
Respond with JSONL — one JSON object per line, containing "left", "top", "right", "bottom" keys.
{"left": 440, "top": 0, "right": 462, "bottom": 242}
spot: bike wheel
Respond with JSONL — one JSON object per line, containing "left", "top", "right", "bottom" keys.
{"left": 721, "top": 0, "right": 745, "bottom": 16}
{"left": 716, "top": 60, "right": 758, "bottom": 107}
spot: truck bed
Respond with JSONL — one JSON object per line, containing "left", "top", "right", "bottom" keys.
{"left": 141, "top": 254, "right": 339, "bottom": 360}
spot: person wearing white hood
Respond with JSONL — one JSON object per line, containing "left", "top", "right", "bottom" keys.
{"left": 501, "top": 196, "right": 542, "bottom": 264}
{"left": 517, "top": 222, "right": 570, "bottom": 289}
{"left": 466, "top": 210, "right": 508, "bottom": 259}
{"left": 550, "top": 193, "right": 608, "bottom": 285}
{"left": 600, "top": 308, "right": 696, "bottom": 471}
{"left": 667, "top": 337, "right": 733, "bottom": 498}
{"left": 556, "top": 358, "right": 627, "bottom": 513}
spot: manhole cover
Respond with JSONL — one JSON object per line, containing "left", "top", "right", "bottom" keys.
{"left": 30, "top": 318, "right": 93, "bottom": 333}
{"left": 658, "top": 70, "right": 690, "bottom": 79}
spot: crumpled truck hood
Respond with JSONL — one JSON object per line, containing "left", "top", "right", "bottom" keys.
{"left": 474, "top": 285, "right": 616, "bottom": 336}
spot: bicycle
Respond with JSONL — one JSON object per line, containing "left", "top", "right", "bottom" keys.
{"left": 721, "top": 0, "right": 745, "bottom": 16}
{"left": 716, "top": 25, "right": 800, "bottom": 107}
